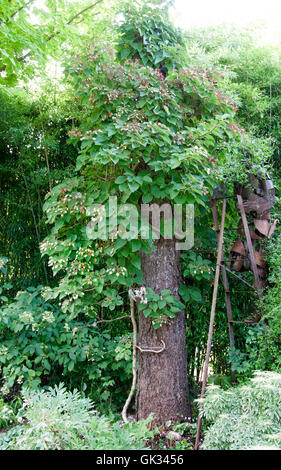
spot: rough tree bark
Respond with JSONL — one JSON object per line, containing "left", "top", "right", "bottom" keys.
{"left": 136, "top": 237, "right": 191, "bottom": 425}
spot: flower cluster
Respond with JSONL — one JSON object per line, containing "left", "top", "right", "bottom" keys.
{"left": 76, "top": 246, "right": 97, "bottom": 259}
{"left": 104, "top": 88, "right": 124, "bottom": 104}
{"left": 69, "top": 128, "right": 82, "bottom": 138}
{"left": 173, "top": 131, "right": 186, "bottom": 145}
{"left": 45, "top": 191, "right": 87, "bottom": 220}
{"left": 48, "top": 256, "right": 68, "bottom": 272}
{"left": 40, "top": 238, "right": 58, "bottom": 254}
{"left": 121, "top": 121, "right": 143, "bottom": 135}
{"left": 106, "top": 263, "right": 127, "bottom": 277}
{"left": 0, "top": 257, "right": 8, "bottom": 270}
{"left": 191, "top": 264, "right": 212, "bottom": 276}
{"left": 130, "top": 286, "right": 147, "bottom": 303}
{"left": 42, "top": 311, "right": 55, "bottom": 324}
{"left": 80, "top": 130, "right": 98, "bottom": 141}
{"left": 0, "top": 384, "right": 9, "bottom": 396}
{"left": 154, "top": 68, "right": 165, "bottom": 82}
{"left": 0, "top": 345, "right": 8, "bottom": 356}
{"left": 67, "top": 245, "right": 102, "bottom": 277}
{"left": 227, "top": 121, "right": 246, "bottom": 137}
{"left": 19, "top": 311, "right": 34, "bottom": 324}
{"left": 88, "top": 206, "right": 105, "bottom": 224}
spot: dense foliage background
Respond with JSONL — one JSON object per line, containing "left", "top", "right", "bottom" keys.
{"left": 0, "top": 0, "right": 280, "bottom": 450}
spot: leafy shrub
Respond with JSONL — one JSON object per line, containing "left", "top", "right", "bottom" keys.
{"left": 0, "top": 287, "right": 132, "bottom": 410}
{"left": 256, "top": 224, "right": 281, "bottom": 371}
{"left": 116, "top": 0, "right": 185, "bottom": 72}
{"left": 229, "top": 220, "right": 281, "bottom": 375}
{"left": 0, "top": 384, "right": 155, "bottom": 450}
{"left": 215, "top": 135, "right": 273, "bottom": 187}
{"left": 228, "top": 324, "right": 269, "bottom": 375}
{"left": 0, "top": 398, "right": 17, "bottom": 430}
{"left": 201, "top": 371, "right": 281, "bottom": 450}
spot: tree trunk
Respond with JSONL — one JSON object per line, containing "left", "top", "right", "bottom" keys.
{"left": 136, "top": 237, "right": 191, "bottom": 425}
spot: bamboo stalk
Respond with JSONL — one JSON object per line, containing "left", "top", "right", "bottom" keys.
{"left": 195, "top": 198, "right": 226, "bottom": 450}
{"left": 211, "top": 200, "right": 236, "bottom": 384}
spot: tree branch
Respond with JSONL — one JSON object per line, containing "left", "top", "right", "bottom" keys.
{"left": 0, "top": 0, "right": 33, "bottom": 24}
{"left": 7, "top": 0, "right": 104, "bottom": 67}
{"left": 92, "top": 314, "right": 130, "bottom": 326}
{"left": 9, "top": 0, "right": 33, "bottom": 20}
{"left": 72, "top": 315, "right": 130, "bottom": 335}
{"left": 46, "top": 0, "right": 104, "bottom": 41}
{"left": 67, "top": 0, "right": 104, "bottom": 25}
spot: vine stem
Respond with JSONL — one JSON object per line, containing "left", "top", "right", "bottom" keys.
{"left": 121, "top": 291, "right": 167, "bottom": 423}
{"left": 122, "top": 295, "right": 137, "bottom": 424}
{"left": 136, "top": 340, "right": 165, "bottom": 353}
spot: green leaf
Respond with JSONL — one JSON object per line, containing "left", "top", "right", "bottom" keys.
{"left": 143, "top": 308, "right": 152, "bottom": 317}
{"left": 128, "top": 182, "right": 140, "bottom": 192}
{"left": 158, "top": 299, "right": 166, "bottom": 309}
{"left": 115, "top": 175, "right": 126, "bottom": 184}
{"left": 120, "top": 48, "right": 130, "bottom": 60}
{"left": 178, "top": 285, "right": 190, "bottom": 302}
{"left": 114, "top": 239, "right": 127, "bottom": 251}
{"left": 131, "top": 239, "right": 142, "bottom": 252}
{"left": 142, "top": 193, "right": 153, "bottom": 203}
